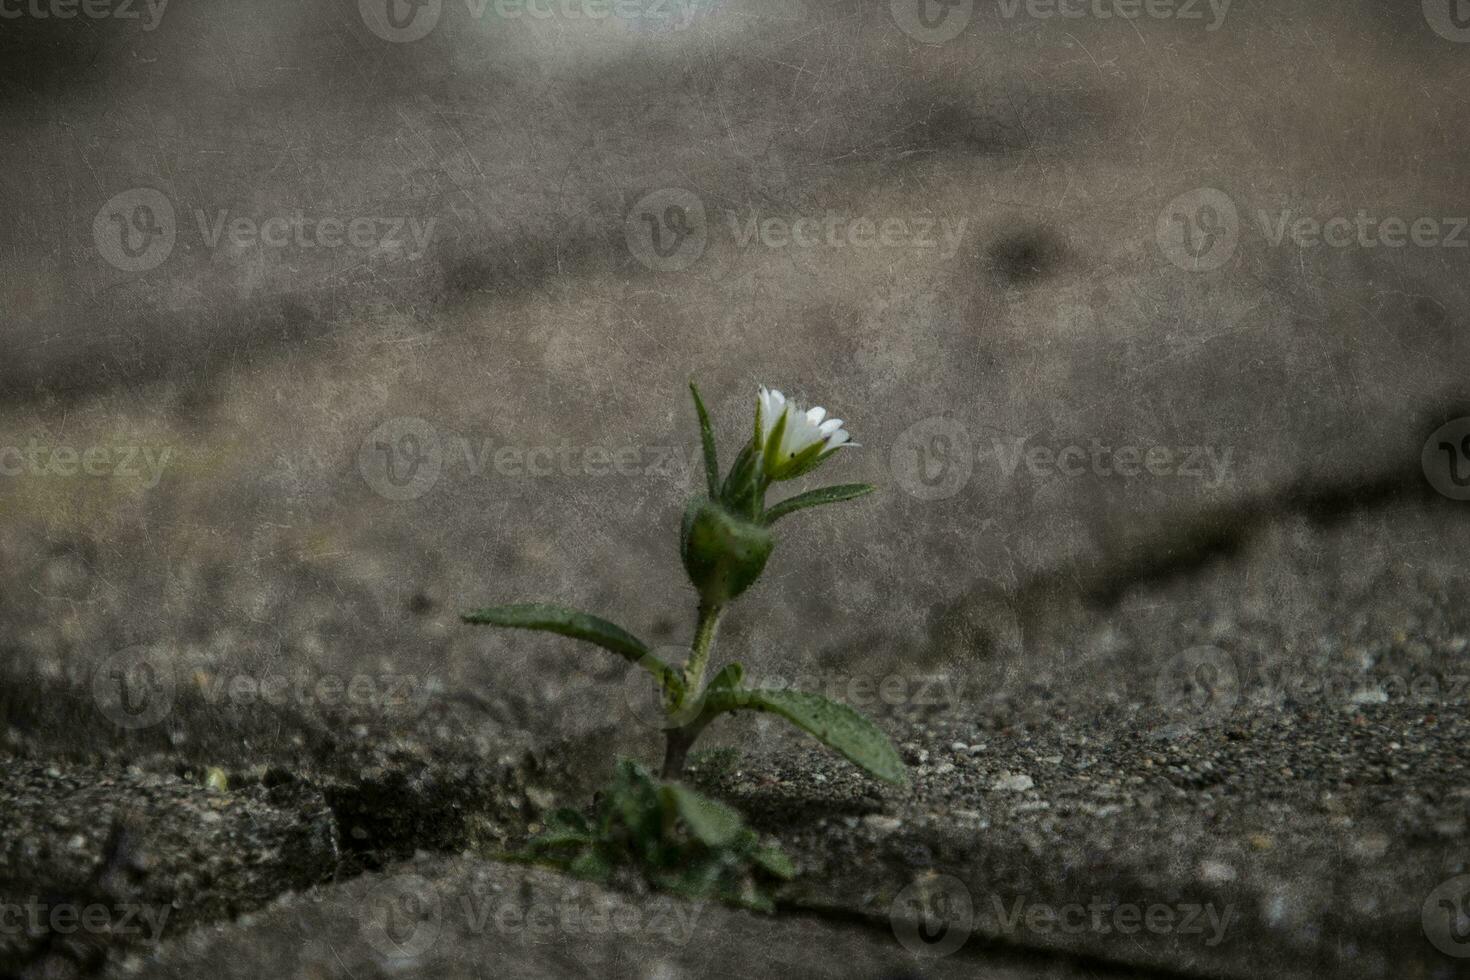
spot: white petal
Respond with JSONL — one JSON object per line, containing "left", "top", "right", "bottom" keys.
{"left": 826, "top": 430, "right": 850, "bottom": 448}
{"left": 806, "top": 406, "right": 827, "bottom": 425}
{"left": 818, "top": 418, "right": 843, "bottom": 435}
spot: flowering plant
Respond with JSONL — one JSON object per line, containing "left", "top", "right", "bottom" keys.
{"left": 464, "top": 383, "right": 905, "bottom": 786}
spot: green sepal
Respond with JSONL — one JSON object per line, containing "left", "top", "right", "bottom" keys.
{"left": 689, "top": 381, "right": 721, "bottom": 499}
{"left": 760, "top": 408, "right": 789, "bottom": 478}
{"left": 718, "top": 439, "right": 765, "bottom": 519}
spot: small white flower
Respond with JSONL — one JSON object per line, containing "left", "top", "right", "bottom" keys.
{"left": 755, "top": 386, "right": 854, "bottom": 480}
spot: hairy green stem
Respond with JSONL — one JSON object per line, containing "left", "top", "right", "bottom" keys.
{"left": 661, "top": 603, "right": 724, "bottom": 781}
{"left": 680, "top": 602, "right": 724, "bottom": 704}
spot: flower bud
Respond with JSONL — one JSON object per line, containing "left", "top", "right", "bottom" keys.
{"left": 679, "top": 497, "right": 774, "bottom": 607}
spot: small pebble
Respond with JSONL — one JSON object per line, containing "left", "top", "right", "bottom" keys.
{"left": 1199, "top": 859, "right": 1236, "bottom": 884}
{"left": 991, "top": 771, "right": 1034, "bottom": 792}
{"left": 863, "top": 814, "right": 902, "bottom": 833}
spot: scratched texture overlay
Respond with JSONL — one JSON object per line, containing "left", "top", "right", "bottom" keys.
{"left": 2, "top": 2, "right": 1469, "bottom": 978}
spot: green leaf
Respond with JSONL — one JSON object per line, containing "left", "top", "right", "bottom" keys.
{"left": 752, "top": 846, "right": 797, "bottom": 880}
{"left": 689, "top": 381, "right": 721, "bottom": 499}
{"left": 702, "top": 687, "right": 907, "bottom": 786}
{"left": 568, "top": 849, "right": 614, "bottom": 882}
{"left": 763, "top": 483, "right": 875, "bottom": 525}
{"left": 661, "top": 783, "right": 744, "bottom": 847}
{"left": 607, "top": 758, "right": 663, "bottom": 846}
{"left": 544, "top": 807, "right": 590, "bottom": 835}
{"left": 462, "top": 603, "right": 681, "bottom": 694}
{"left": 527, "top": 830, "right": 595, "bottom": 852}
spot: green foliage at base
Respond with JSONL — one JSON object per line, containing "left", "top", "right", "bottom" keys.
{"left": 515, "top": 760, "right": 795, "bottom": 912}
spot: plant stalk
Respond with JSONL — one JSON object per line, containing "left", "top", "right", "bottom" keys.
{"left": 660, "top": 711, "right": 716, "bottom": 781}
{"left": 662, "top": 602, "right": 724, "bottom": 781}
{"left": 660, "top": 726, "right": 696, "bottom": 781}
{"left": 680, "top": 602, "right": 723, "bottom": 704}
